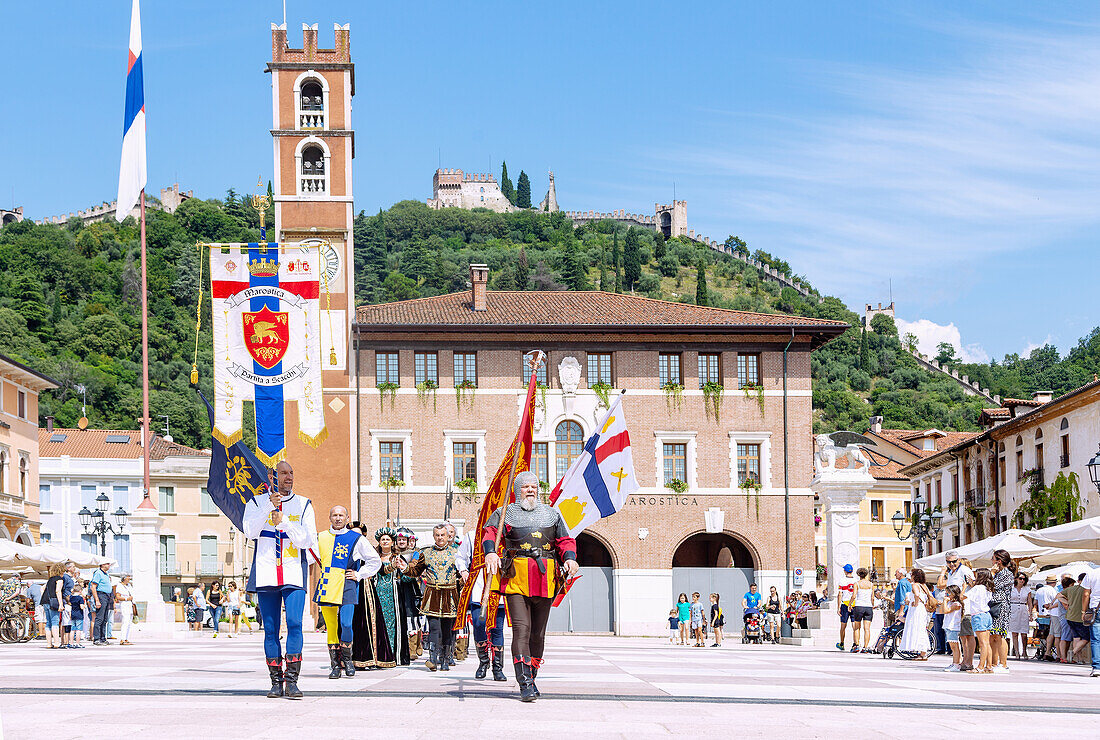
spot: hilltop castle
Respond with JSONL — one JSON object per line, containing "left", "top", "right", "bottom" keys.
{"left": 427, "top": 168, "right": 688, "bottom": 238}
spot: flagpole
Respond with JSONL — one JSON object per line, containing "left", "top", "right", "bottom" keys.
{"left": 140, "top": 189, "right": 152, "bottom": 505}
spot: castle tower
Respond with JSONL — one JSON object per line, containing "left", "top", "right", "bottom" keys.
{"left": 539, "top": 170, "right": 559, "bottom": 212}
{"left": 269, "top": 22, "right": 357, "bottom": 518}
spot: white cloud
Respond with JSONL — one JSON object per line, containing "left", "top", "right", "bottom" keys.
{"left": 895, "top": 317, "right": 989, "bottom": 364}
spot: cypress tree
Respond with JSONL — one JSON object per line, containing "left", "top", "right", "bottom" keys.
{"left": 654, "top": 230, "right": 666, "bottom": 261}
{"left": 612, "top": 231, "right": 622, "bottom": 293}
{"left": 695, "top": 259, "right": 708, "bottom": 306}
{"left": 623, "top": 227, "right": 642, "bottom": 290}
{"left": 859, "top": 326, "right": 869, "bottom": 370}
{"left": 516, "top": 171, "right": 532, "bottom": 208}
{"left": 560, "top": 241, "right": 589, "bottom": 290}
{"left": 516, "top": 248, "right": 530, "bottom": 290}
{"left": 598, "top": 249, "right": 609, "bottom": 291}
{"left": 501, "top": 161, "right": 515, "bottom": 204}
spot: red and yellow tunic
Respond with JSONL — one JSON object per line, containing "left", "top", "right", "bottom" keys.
{"left": 483, "top": 502, "right": 577, "bottom": 599}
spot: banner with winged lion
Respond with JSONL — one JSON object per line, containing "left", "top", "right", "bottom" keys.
{"left": 209, "top": 243, "right": 326, "bottom": 466}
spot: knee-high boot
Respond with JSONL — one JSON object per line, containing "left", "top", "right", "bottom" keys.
{"left": 491, "top": 644, "right": 507, "bottom": 681}
{"left": 513, "top": 655, "right": 537, "bottom": 702}
{"left": 341, "top": 643, "right": 355, "bottom": 677}
{"left": 283, "top": 653, "right": 303, "bottom": 699}
{"left": 530, "top": 656, "right": 543, "bottom": 698}
{"left": 474, "top": 641, "right": 490, "bottom": 679}
{"left": 328, "top": 644, "right": 342, "bottom": 679}
{"left": 266, "top": 657, "right": 284, "bottom": 698}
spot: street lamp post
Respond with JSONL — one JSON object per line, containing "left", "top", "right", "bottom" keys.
{"left": 78, "top": 492, "right": 130, "bottom": 557}
{"left": 1086, "top": 444, "right": 1100, "bottom": 498}
{"left": 891, "top": 491, "right": 943, "bottom": 561}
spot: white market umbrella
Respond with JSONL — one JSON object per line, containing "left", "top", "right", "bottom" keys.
{"left": 1028, "top": 560, "right": 1100, "bottom": 586}
{"left": 914, "top": 528, "right": 1096, "bottom": 570}
{"left": 1020, "top": 516, "right": 1100, "bottom": 552}
{"left": 0, "top": 540, "right": 43, "bottom": 568}
{"left": 34, "top": 543, "right": 115, "bottom": 570}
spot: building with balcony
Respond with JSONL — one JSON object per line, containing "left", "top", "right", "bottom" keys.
{"left": 38, "top": 427, "right": 250, "bottom": 599}
{"left": 344, "top": 265, "right": 847, "bottom": 634}
{"left": 0, "top": 354, "right": 60, "bottom": 544}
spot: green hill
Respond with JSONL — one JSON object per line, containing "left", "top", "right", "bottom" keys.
{"left": 2, "top": 195, "right": 1095, "bottom": 449}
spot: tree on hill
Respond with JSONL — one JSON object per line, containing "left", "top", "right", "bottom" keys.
{"left": 516, "top": 171, "right": 531, "bottom": 209}
{"left": 516, "top": 248, "right": 530, "bottom": 290}
{"left": 560, "top": 241, "right": 589, "bottom": 291}
{"left": 870, "top": 313, "right": 897, "bottom": 337}
{"left": 501, "top": 161, "right": 515, "bottom": 205}
{"left": 623, "top": 227, "right": 642, "bottom": 290}
{"left": 934, "top": 342, "right": 958, "bottom": 367}
{"left": 695, "top": 259, "right": 708, "bottom": 306}
{"left": 611, "top": 230, "right": 622, "bottom": 293}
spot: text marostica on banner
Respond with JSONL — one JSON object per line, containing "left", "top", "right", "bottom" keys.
{"left": 210, "top": 243, "right": 326, "bottom": 466}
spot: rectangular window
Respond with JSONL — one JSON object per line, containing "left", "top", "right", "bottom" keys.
{"left": 17, "top": 391, "right": 26, "bottom": 419}
{"left": 1035, "top": 443, "right": 1044, "bottom": 471}
{"left": 870, "top": 500, "right": 884, "bottom": 522}
{"left": 200, "top": 487, "right": 217, "bottom": 514}
{"left": 80, "top": 484, "right": 97, "bottom": 511}
{"left": 414, "top": 352, "right": 438, "bottom": 385}
{"left": 532, "top": 443, "right": 549, "bottom": 487}
{"left": 375, "top": 351, "right": 399, "bottom": 385}
{"left": 1061, "top": 435, "right": 1070, "bottom": 468}
{"left": 39, "top": 484, "right": 51, "bottom": 512}
{"left": 698, "top": 353, "right": 721, "bottom": 388}
{"left": 112, "top": 485, "right": 128, "bottom": 507}
{"left": 903, "top": 500, "right": 912, "bottom": 520}
{"left": 935, "top": 478, "right": 942, "bottom": 508}
{"left": 159, "top": 486, "right": 175, "bottom": 513}
{"left": 1015, "top": 450, "right": 1023, "bottom": 477}
{"left": 658, "top": 353, "right": 682, "bottom": 387}
{"left": 998, "top": 458, "right": 1006, "bottom": 487}
{"left": 113, "top": 534, "right": 131, "bottom": 573}
{"left": 587, "top": 353, "right": 613, "bottom": 386}
{"left": 523, "top": 353, "right": 548, "bottom": 385}
{"left": 904, "top": 548, "right": 913, "bottom": 569}
{"left": 736, "top": 443, "right": 761, "bottom": 486}
{"left": 200, "top": 535, "right": 218, "bottom": 574}
{"left": 871, "top": 547, "right": 886, "bottom": 580}
{"left": 453, "top": 442, "right": 476, "bottom": 483}
{"left": 81, "top": 534, "right": 97, "bottom": 554}
{"left": 380, "top": 442, "right": 404, "bottom": 482}
{"left": 159, "top": 535, "right": 177, "bottom": 574}
{"left": 738, "top": 353, "right": 761, "bottom": 388}
{"left": 663, "top": 443, "right": 687, "bottom": 485}
{"left": 454, "top": 353, "right": 477, "bottom": 386}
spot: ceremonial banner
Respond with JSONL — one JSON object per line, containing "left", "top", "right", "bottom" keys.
{"left": 550, "top": 394, "right": 637, "bottom": 537}
{"left": 210, "top": 244, "right": 326, "bottom": 466}
{"left": 454, "top": 368, "right": 538, "bottom": 619}
{"left": 197, "top": 390, "right": 269, "bottom": 532}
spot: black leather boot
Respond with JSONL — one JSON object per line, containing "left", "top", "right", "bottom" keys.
{"left": 341, "top": 643, "right": 355, "bottom": 677}
{"left": 425, "top": 645, "right": 439, "bottom": 671}
{"left": 447, "top": 643, "right": 456, "bottom": 667}
{"left": 265, "top": 657, "right": 284, "bottom": 698}
{"left": 530, "top": 656, "right": 542, "bottom": 698}
{"left": 328, "top": 644, "right": 341, "bottom": 679}
{"left": 514, "top": 656, "right": 536, "bottom": 702}
{"left": 440, "top": 643, "right": 452, "bottom": 671}
{"left": 474, "top": 641, "right": 490, "bottom": 679}
{"left": 283, "top": 653, "right": 303, "bottom": 698}
{"left": 491, "top": 645, "right": 507, "bottom": 681}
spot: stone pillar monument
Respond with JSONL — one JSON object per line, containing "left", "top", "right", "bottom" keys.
{"left": 128, "top": 500, "right": 170, "bottom": 626}
{"left": 810, "top": 435, "right": 874, "bottom": 597}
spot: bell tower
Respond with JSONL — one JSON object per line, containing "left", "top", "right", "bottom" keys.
{"left": 269, "top": 22, "right": 356, "bottom": 518}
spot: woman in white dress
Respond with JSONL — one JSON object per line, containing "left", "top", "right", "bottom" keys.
{"left": 898, "top": 568, "right": 931, "bottom": 659}
{"left": 1008, "top": 573, "right": 1033, "bottom": 659}
{"left": 115, "top": 575, "right": 135, "bottom": 645}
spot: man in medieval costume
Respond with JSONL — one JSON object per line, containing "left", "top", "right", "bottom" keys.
{"left": 405, "top": 523, "right": 460, "bottom": 671}
{"left": 242, "top": 461, "right": 318, "bottom": 699}
{"left": 395, "top": 527, "right": 424, "bottom": 658}
{"left": 313, "top": 506, "right": 381, "bottom": 679}
{"left": 484, "top": 470, "right": 578, "bottom": 702}
{"left": 352, "top": 525, "right": 411, "bottom": 668}
{"left": 458, "top": 528, "right": 507, "bottom": 681}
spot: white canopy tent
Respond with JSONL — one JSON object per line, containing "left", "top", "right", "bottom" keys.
{"left": 914, "top": 528, "right": 1097, "bottom": 570}
{"left": 1020, "top": 516, "right": 1100, "bottom": 552}
{"left": 0, "top": 540, "right": 113, "bottom": 575}
{"left": 1027, "top": 560, "right": 1100, "bottom": 586}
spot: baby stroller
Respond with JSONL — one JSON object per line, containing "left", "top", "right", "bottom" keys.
{"left": 742, "top": 608, "right": 763, "bottom": 644}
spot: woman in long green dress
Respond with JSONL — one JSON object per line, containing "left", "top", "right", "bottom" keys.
{"left": 352, "top": 526, "right": 410, "bottom": 668}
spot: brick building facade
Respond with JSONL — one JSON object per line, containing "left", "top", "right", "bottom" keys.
{"left": 352, "top": 269, "right": 846, "bottom": 634}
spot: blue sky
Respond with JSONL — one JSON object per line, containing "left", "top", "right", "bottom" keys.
{"left": 3, "top": 1, "right": 1099, "bottom": 362}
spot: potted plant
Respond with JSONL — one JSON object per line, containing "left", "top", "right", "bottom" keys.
{"left": 455, "top": 379, "right": 476, "bottom": 411}
{"left": 665, "top": 478, "right": 689, "bottom": 495}
{"left": 740, "top": 476, "right": 762, "bottom": 520}
{"left": 454, "top": 477, "right": 478, "bottom": 495}
{"left": 741, "top": 382, "right": 764, "bottom": 415}
{"left": 662, "top": 381, "right": 684, "bottom": 413}
{"left": 591, "top": 381, "right": 613, "bottom": 409}
{"left": 702, "top": 381, "right": 724, "bottom": 421}
{"left": 377, "top": 381, "right": 398, "bottom": 412}
{"left": 415, "top": 379, "right": 438, "bottom": 412}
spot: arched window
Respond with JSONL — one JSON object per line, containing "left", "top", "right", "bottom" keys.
{"left": 0, "top": 450, "right": 6, "bottom": 493}
{"left": 555, "top": 421, "right": 584, "bottom": 480}
{"left": 18, "top": 457, "right": 27, "bottom": 495}
{"left": 300, "top": 144, "right": 326, "bottom": 194}
{"left": 300, "top": 80, "right": 323, "bottom": 111}
{"left": 294, "top": 73, "right": 328, "bottom": 130}
{"left": 1015, "top": 436, "right": 1023, "bottom": 447}
{"left": 1060, "top": 417, "right": 1069, "bottom": 430}
{"left": 1035, "top": 428, "right": 1043, "bottom": 440}
{"left": 997, "top": 441, "right": 1005, "bottom": 453}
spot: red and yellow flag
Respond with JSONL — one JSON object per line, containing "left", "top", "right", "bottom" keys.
{"left": 455, "top": 370, "right": 538, "bottom": 618}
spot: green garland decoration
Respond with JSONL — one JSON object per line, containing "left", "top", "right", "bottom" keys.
{"left": 1011, "top": 471, "right": 1084, "bottom": 530}
{"left": 665, "top": 478, "right": 688, "bottom": 494}
{"left": 742, "top": 382, "right": 765, "bottom": 415}
{"left": 702, "top": 381, "right": 724, "bottom": 421}
{"left": 454, "top": 478, "right": 478, "bottom": 495}
{"left": 455, "top": 379, "right": 476, "bottom": 412}
{"left": 662, "top": 382, "right": 684, "bottom": 413}
{"left": 377, "top": 381, "right": 398, "bottom": 412}
{"left": 415, "top": 379, "right": 438, "bottom": 412}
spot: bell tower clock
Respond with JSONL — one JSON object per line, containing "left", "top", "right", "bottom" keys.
{"left": 268, "top": 22, "right": 356, "bottom": 519}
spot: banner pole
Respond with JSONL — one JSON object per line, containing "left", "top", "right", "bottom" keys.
{"left": 140, "top": 189, "right": 152, "bottom": 505}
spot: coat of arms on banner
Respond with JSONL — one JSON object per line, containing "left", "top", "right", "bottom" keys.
{"left": 209, "top": 242, "right": 327, "bottom": 466}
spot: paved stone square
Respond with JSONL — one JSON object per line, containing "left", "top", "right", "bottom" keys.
{"left": 1, "top": 633, "right": 1096, "bottom": 738}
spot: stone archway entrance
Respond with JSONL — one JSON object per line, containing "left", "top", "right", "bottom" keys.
{"left": 547, "top": 532, "right": 615, "bottom": 633}
{"left": 672, "top": 531, "right": 755, "bottom": 615}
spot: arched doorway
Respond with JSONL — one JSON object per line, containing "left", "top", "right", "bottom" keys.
{"left": 547, "top": 532, "right": 615, "bottom": 634}
{"left": 671, "top": 531, "right": 756, "bottom": 615}
{"left": 660, "top": 211, "right": 672, "bottom": 238}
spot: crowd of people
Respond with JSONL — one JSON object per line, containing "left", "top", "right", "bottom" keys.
{"left": 668, "top": 584, "right": 826, "bottom": 646}
{"left": 831, "top": 550, "right": 1100, "bottom": 677}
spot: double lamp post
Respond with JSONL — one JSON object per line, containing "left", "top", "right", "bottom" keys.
{"left": 78, "top": 493, "right": 129, "bottom": 557}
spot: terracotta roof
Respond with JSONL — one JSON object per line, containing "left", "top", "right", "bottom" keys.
{"left": 39, "top": 428, "right": 209, "bottom": 460}
{"left": 982, "top": 407, "right": 1010, "bottom": 418}
{"left": 0, "top": 353, "right": 60, "bottom": 392}
{"left": 1002, "top": 398, "right": 1043, "bottom": 408}
{"left": 870, "top": 428, "right": 982, "bottom": 458}
{"left": 355, "top": 291, "right": 849, "bottom": 333}
{"left": 829, "top": 451, "right": 910, "bottom": 481}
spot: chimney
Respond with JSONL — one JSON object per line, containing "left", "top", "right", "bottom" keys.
{"left": 470, "top": 264, "right": 489, "bottom": 311}
{"left": 869, "top": 415, "right": 883, "bottom": 434}
{"left": 1032, "top": 390, "right": 1053, "bottom": 404}
{"left": 46, "top": 415, "right": 54, "bottom": 432}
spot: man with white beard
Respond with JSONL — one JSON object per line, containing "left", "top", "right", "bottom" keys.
{"left": 484, "top": 471, "right": 579, "bottom": 702}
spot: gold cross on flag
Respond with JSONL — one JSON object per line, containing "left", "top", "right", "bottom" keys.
{"left": 611, "top": 467, "right": 628, "bottom": 492}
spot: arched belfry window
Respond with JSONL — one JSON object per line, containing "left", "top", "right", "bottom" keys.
{"left": 293, "top": 72, "right": 328, "bottom": 131}
{"left": 299, "top": 143, "right": 327, "bottom": 194}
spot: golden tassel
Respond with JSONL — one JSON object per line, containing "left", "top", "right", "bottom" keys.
{"left": 190, "top": 363, "right": 198, "bottom": 385}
